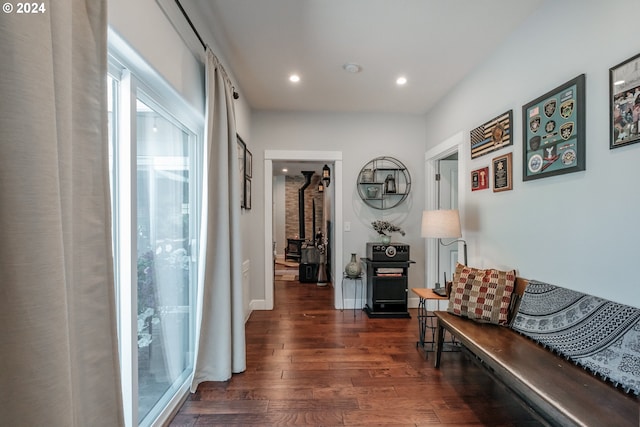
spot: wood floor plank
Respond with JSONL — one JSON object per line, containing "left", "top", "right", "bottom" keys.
{"left": 171, "top": 271, "right": 544, "bottom": 427}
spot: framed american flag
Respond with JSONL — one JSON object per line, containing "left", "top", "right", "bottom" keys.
{"left": 470, "top": 110, "right": 513, "bottom": 159}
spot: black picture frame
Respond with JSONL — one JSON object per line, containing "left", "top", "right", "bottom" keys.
{"left": 522, "top": 74, "right": 585, "bottom": 181}
{"left": 244, "top": 177, "right": 252, "bottom": 209}
{"left": 245, "top": 149, "right": 252, "bottom": 178}
{"left": 610, "top": 53, "right": 640, "bottom": 149}
{"left": 237, "top": 135, "right": 246, "bottom": 208}
{"left": 470, "top": 110, "right": 513, "bottom": 159}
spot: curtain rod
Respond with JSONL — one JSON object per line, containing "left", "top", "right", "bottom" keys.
{"left": 175, "top": 0, "right": 239, "bottom": 100}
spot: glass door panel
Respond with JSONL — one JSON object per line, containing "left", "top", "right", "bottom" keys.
{"left": 136, "top": 98, "right": 196, "bottom": 424}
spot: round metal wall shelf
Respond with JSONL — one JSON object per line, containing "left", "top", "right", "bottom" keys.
{"left": 357, "top": 156, "right": 411, "bottom": 210}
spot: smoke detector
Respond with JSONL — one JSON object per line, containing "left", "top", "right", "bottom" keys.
{"left": 343, "top": 63, "right": 362, "bottom": 73}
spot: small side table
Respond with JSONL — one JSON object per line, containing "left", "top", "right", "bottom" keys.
{"left": 411, "top": 288, "right": 453, "bottom": 358}
{"left": 341, "top": 273, "right": 365, "bottom": 317}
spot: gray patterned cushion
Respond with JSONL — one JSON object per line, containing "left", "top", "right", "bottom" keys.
{"left": 511, "top": 281, "right": 640, "bottom": 395}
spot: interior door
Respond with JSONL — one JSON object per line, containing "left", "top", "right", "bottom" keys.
{"left": 438, "top": 159, "right": 458, "bottom": 285}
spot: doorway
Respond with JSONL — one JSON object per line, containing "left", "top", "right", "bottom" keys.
{"left": 437, "top": 155, "right": 459, "bottom": 286}
{"left": 263, "top": 150, "right": 343, "bottom": 310}
{"left": 424, "top": 132, "right": 465, "bottom": 300}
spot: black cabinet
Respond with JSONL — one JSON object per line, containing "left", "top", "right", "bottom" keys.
{"left": 363, "top": 259, "right": 411, "bottom": 318}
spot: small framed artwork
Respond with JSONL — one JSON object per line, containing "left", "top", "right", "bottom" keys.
{"left": 522, "top": 74, "right": 585, "bottom": 181}
{"left": 471, "top": 167, "right": 489, "bottom": 191}
{"left": 245, "top": 149, "right": 253, "bottom": 178}
{"left": 237, "top": 135, "right": 246, "bottom": 208}
{"left": 493, "top": 152, "right": 512, "bottom": 192}
{"left": 470, "top": 110, "right": 513, "bottom": 159}
{"left": 610, "top": 53, "right": 640, "bottom": 149}
{"left": 244, "top": 177, "right": 252, "bottom": 209}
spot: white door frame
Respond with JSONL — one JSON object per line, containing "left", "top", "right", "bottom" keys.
{"left": 424, "top": 132, "right": 465, "bottom": 293}
{"left": 264, "top": 150, "right": 343, "bottom": 310}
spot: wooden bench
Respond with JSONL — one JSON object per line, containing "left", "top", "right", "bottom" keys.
{"left": 434, "top": 278, "right": 639, "bottom": 427}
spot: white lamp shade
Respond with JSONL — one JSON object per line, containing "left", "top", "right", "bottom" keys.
{"left": 421, "top": 209, "right": 462, "bottom": 238}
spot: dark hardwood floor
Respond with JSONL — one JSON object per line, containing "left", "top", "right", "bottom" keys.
{"left": 169, "top": 263, "right": 543, "bottom": 426}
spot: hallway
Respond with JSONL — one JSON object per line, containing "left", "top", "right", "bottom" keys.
{"left": 170, "top": 271, "right": 542, "bottom": 426}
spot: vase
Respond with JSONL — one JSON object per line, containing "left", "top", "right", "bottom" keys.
{"left": 345, "top": 253, "right": 362, "bottom": 278}
{"left": 380, "top": 235, "right": 391, "bottom": 245}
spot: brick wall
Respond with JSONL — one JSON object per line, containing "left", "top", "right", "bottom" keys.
{"left": 285, "top": 174, "right": 324, "bottom": 241}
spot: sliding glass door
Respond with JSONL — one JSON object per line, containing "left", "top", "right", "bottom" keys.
{"left": 135, "top": 96, "right": 197, "bottom": 421}
{"left": 108, "top": 49, "right": 202, "bottom": 426}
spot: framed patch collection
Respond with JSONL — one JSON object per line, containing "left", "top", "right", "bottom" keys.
{"left": 522, "top": 74, "right": 585, "bottom": 181}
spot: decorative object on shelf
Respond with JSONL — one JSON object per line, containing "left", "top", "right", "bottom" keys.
{"left": 357, "top": 156, "right": 411, "bottom": 210}
{"left": 384, "top": 174, "right": 396, "bottom": 193}
{"left": 522, "top": 74, "right": 585, "bottom": 181}
{"left": 470, "top": 110, "right": 513, "bottom": 159}
{"left": 345, "top": 253, "right": 362, "bottom": 278}
{"left": 492, "top": 152, "right": 513, "bottom": 192}
{"left": 372, "top": 220, "right": 405, "bottom": 244}
{"left": 361, "top": 168, "right": 374, "bottom": 182}
{"left": 366, "top": 186, "right": 379, "bottom": 198}
{"left": 610, "top": 52, "right": 640, "bottom": 149}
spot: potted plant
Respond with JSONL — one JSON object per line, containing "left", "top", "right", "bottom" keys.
{"left": 371, "top": 220, "right": 405, "bottom": 244}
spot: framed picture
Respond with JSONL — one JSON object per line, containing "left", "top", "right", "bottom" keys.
{"left": 610, "top": 53, "right": 640, "bottom": 149}
{"left": 245, "top": 148, "right": 253, "bottom": 178}
{"left": 471, "top": 167, "right": 489, "bottom": 191}
{"left": 493, "top": 152, "right": 512, "bottom": 192}
{"left": 244, "top": 177, "right": 252, "bottom": 209}
{"left": 237, "top": 135, "right": 246, "bottom": 208}
{"left": 522, "top": 74, "right": 585, "bottom": 181}
{"left": 470, "top": 110, "right": 513, "bottom": 159}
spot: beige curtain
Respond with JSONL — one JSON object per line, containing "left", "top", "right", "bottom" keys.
{"left": 191, "top": 49, "right": 246, "bottom": 390}
{"left": 0, "top": 1, "right": 123, "bottom": 425}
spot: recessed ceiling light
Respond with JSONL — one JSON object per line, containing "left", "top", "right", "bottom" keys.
{"left": 396, "top": 76, "right": 407, "bottom": 86}
{"left": 289, "top": 74, "right": 300, "bottom": 83}
{"left": 282, "top": 168, "right": 288, "bottom": 173}
{"left": 614, "top": 80, "right": 625, "bottom": 86}
{"left": 343, "top": 63, "right": 362, "bottom": 73}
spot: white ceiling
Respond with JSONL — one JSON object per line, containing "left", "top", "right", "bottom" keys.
{"left": 181, "top": 0, "right": 544, "bottom": 115}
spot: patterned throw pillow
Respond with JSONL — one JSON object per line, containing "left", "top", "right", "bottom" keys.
{"left": 447, "top": 263, "right": 516, "bottom": 325}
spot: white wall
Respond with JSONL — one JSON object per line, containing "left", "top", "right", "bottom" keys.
{"left": 108, "top": 0, "right": 204, "bottom": 114}
{"left": 424, "top": 0, "right": 640, "bottom": 307}
{"left": 108, "top": 0, "right": 252, "bottom": 138}
{"left": 252, "top": 112, "right": 427, "bottom": 300}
